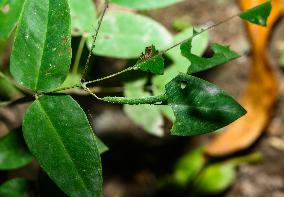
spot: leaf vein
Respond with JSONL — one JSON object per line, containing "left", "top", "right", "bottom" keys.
{"left": 36, "top": 100, "right": 90, "bottom": 196}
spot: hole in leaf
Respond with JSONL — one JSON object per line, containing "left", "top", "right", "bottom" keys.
{"left": 258, "top": 16, "right": 266, "bottom": 26}
{"left": 203, "top": 46, "right": 214, "bottom": 58}
{"left": 73, "top": 27, "right": 80, "bottom": 33}
{"left": 180, "top": 81, "right": 187, "bottom": 89}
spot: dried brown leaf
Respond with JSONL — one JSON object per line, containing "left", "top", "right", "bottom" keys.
{"left": 206, "top": 0, "right": 282, "bottom": 156}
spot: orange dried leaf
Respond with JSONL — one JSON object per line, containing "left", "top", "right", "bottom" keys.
{"left": 206, "top": 0, "right": 282, "bottom": 156}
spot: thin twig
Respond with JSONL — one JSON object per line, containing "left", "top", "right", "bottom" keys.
{"left": 81, "top": 0, "right": 110, "bottom": 82}
{"left": 46, "top": 65, "right": 135, "bottom": 93}
{"left": 45, "top": 83, "right": 81, "bottom": 94}
{"left": 162, "top": 14, "right": 239, "bottom": 53}
{"left": 65, "top": 86, "right": 124, "bottom": 95}
{"left": 81, "top": 82, "right": 102, "bottom": 100}
{"left": 84, "top": 66, "right": 136, "bottom": 86}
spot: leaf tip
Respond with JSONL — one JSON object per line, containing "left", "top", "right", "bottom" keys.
{"left": 239, "top": 1, "right": 272, "bottom": 27}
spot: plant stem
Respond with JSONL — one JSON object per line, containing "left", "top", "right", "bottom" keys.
{"left": 65, "top": 86, "right": 124, "bottom": 95}
{"left": 82, "top": 0, "right": 109, "bottom": 81}
{"left": 162, "top": 13, "right": 239, "bottom": 53}
{"left": 45, "top": 83, "right": 81, "bottom": 94}
{"left": 84, "top": 66, "right": 136, "bottom": 86}
{"left": 45, "top": 66, "right": 136, "bottom": 94}
{"left": 72, "top": 35, "right": 87, "bottom": 74}
{"left": 81, "top": 82, "right": 101, "bottom": 100}
{"left": 102, "top": 94, "right": 167, "bottom": 105}
{"left": 228, "top": 152, "right": 263, "bottom": 166}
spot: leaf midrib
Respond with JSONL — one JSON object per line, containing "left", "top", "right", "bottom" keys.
{"left": 34, "top": 0, "right": 50, "bottom": 90}
{"left": 170, "top": 103, "right": 242, "bottom": 115}
{"left": 36, "top": 100, "right": 90, "bottom": 196}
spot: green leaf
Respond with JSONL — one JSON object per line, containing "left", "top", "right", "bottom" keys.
{"left": 123, "top": 79, "right": 164, "bottom": 137}
{"left": 239, "top": 1, "right": 271, "bottom": 26}
{"left": 0, "top": 0, "right": 25, "bottom": 41}
{"left": 137, "top": 45, "right": 164, "bottom": 75}
{"left": 10, "top": 0, "right": 71, "bottom": 92}
{"left": 173, "top": 148, "right": 205, "bottom": 186}
{"left": 69, "top": 0, "right": 96, "bottom": 36}
{"left": 111, "top": 0, "right": 183, "bottom": 10}
{"left": 193, "top": 163, "right": 236, "bottom": 195}
{"left": 193, "top": 153, "right": 262, "bottom": 195}
{"left": 23, "top": 95, "right": 102, "bottom": 197}
{"left": 60, "top": 73, "right": 81, "bottom": 89}
{"left": 180, "top": 40, "right": 240, "bottom": 74}
{"left": 88, "top": 11, "right": 172, "bottom": 58}
{"left": 0, "top": 131, "right": 33, "bottom": 170}
{"left": 0, "top": 1, "right": 6, "bottom": 6}
{"left": 172, "top": 18, "right": 189, "bottom": 32}
{"left": 0, "top": 178, "right": 29, "bottom": 197}
{"left": 165, "top": 73, "right": 246, "bottom": 136}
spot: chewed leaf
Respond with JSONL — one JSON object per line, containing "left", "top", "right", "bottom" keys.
{"left": 165, "top": 73, "right": 246, "bottom": 136}
{"left": 137, "top": 45, "right": 164, "bottom": 75}
{"left": 239, "top": 1, "right": 271, "bottom": 26}
{"left": 180, "top": 40, "right": 240, "bottom": 74}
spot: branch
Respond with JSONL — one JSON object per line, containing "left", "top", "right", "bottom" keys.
{"left": 81, "top": 0, "right": 110, "bottom": 82}
{"left": 102, "top": 94, "right": 167, "bottom": 105}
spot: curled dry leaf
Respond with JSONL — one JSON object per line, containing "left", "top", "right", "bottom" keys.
{"left": 206, "top": 0, "right": 282, "bottom": 156}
